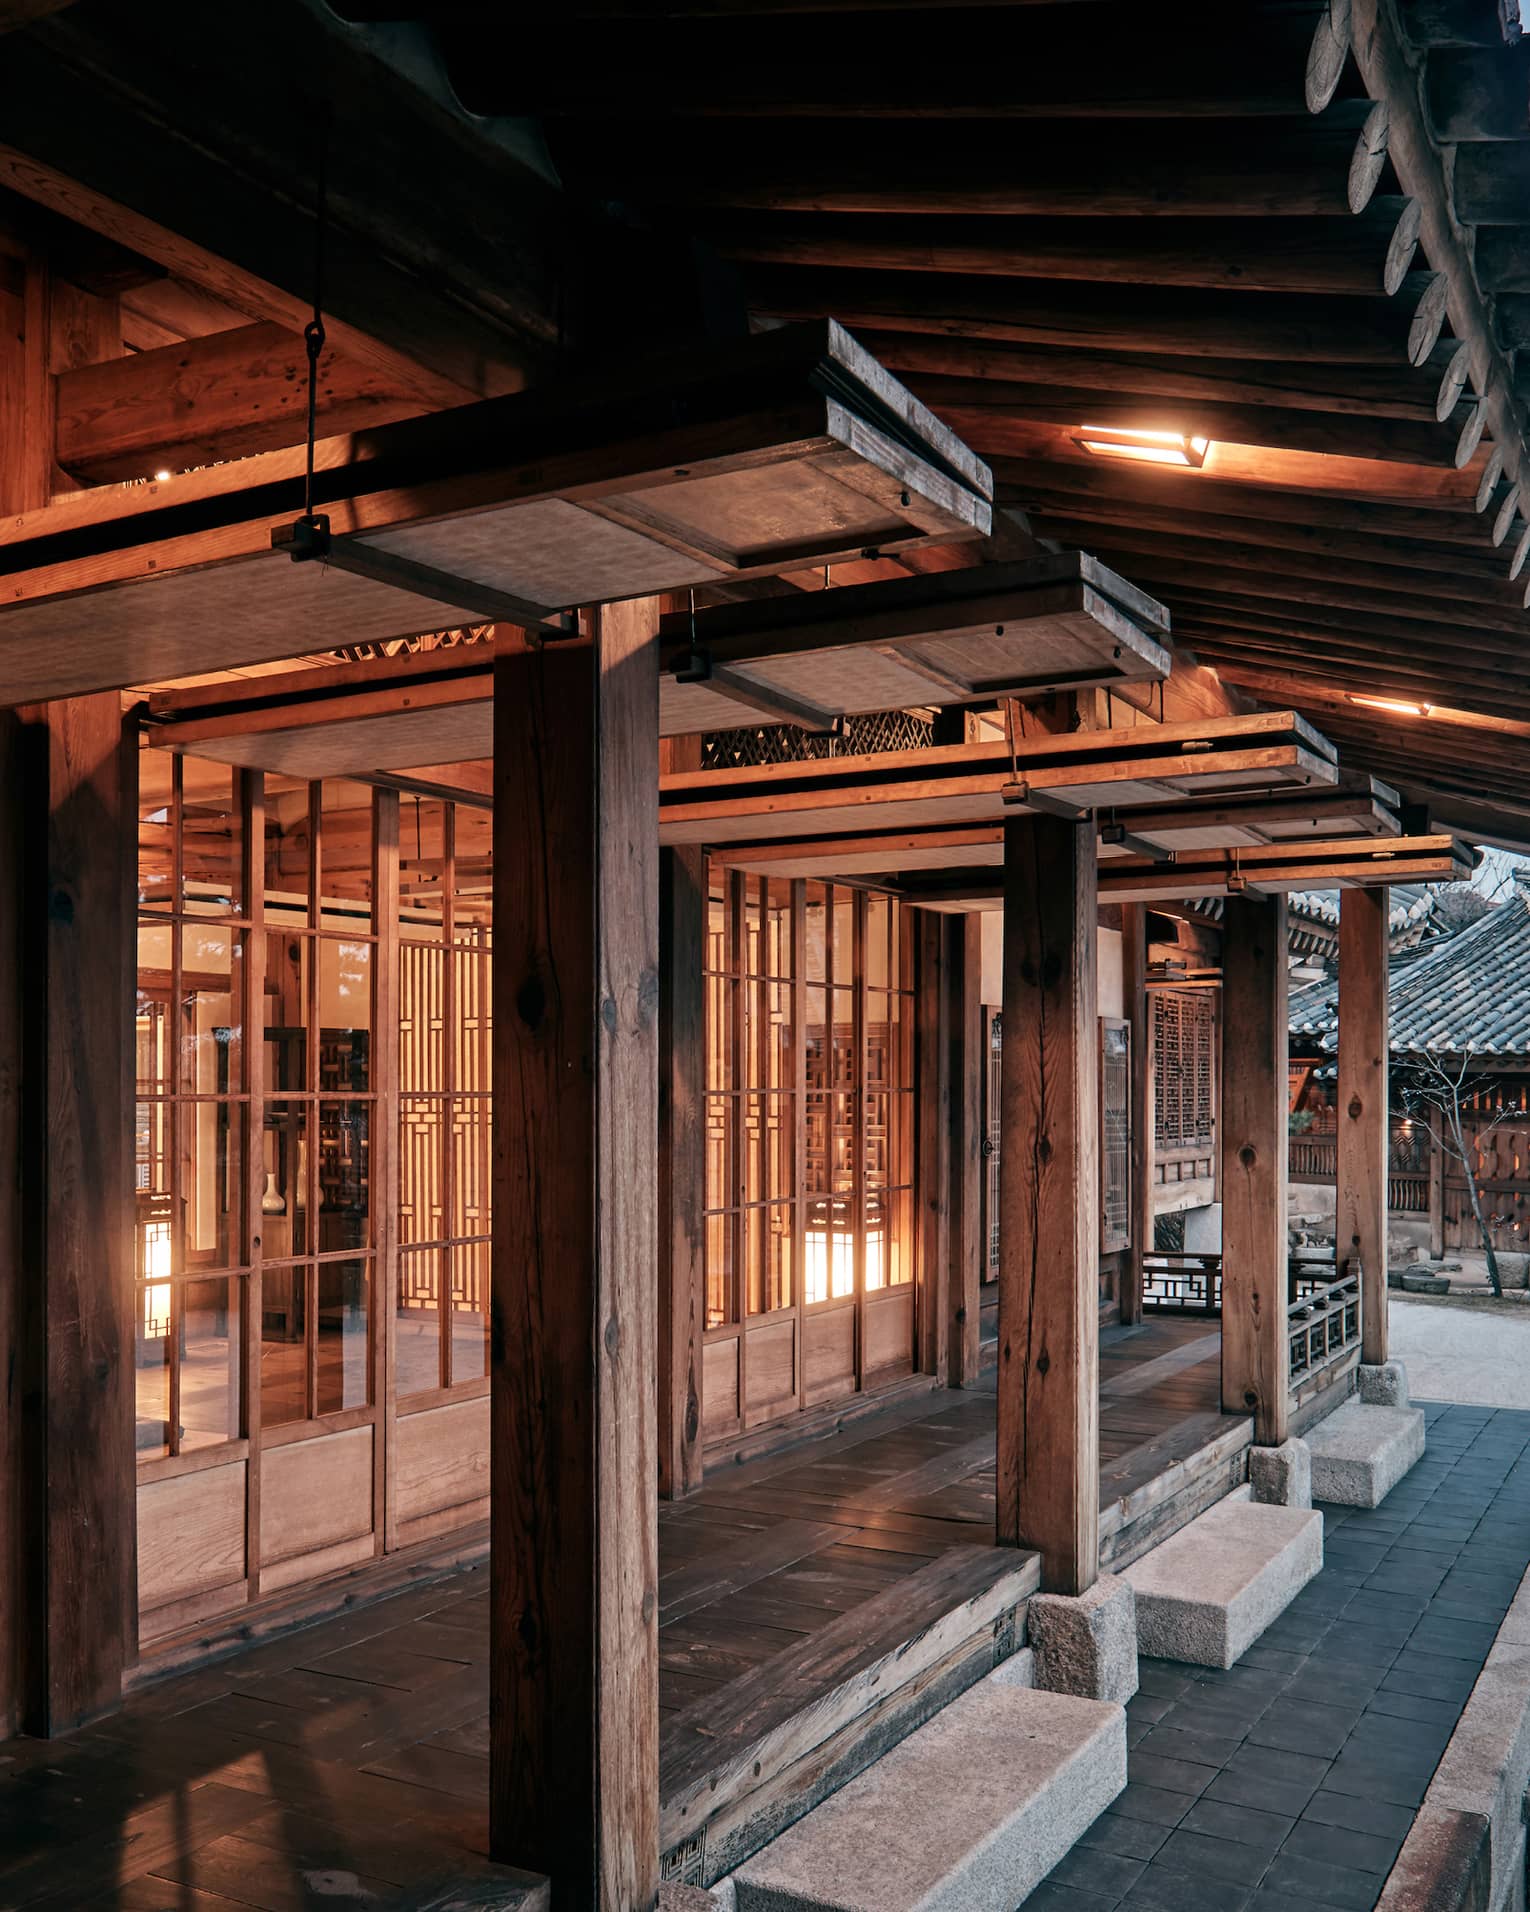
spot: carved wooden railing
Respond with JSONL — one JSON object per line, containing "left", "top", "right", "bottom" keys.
{"left": 1142, "top": 1249, "right": 1223, "bottom": 1316}
{"left": 1288, "top": 1265, "right": 1362, "bottom": 1385}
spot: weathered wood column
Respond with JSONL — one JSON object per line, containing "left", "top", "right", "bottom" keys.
{"left": 0, "top": 695, "right": 135, "bottom": 1738}
{"left": 1338, "top": 886, "right": 1390, "bottom": 1364}
{"left": 997, "top": 814, "right": 1100, "bottom": 1595}
{"left": 490, "top": 606, "right": 661, "bottom": 1909}
{"left": 1121, "top": 903, "right": 1152, "bottom": 1326}
{"left": 1219, "top": 895, "right": 1290, "bottom": 1447}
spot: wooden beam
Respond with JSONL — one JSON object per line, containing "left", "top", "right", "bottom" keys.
{"left": 706, "top": 203, "right": 1422, "bottom": 296}
{"left": 55, "top": 321, "right": 424, "bottom": 484}
{"left": 1337, "top": 885, "right": 1390, "bottom": 1365}
{"left": 1219, "top": 894, "right": 1289, "bottom": 1448}
{"left": 0, "top": 692, "right": 134, "bottom": 1733}
{"left": 591, "top": 111, "right": 1389, "bottom": 218}
{"left": 867, "top": 332, "right": 1465, "bottom": 425}
{"left": 997, "top": 813, "right": 1099, "bottom": 1594}
{"left": 1121, "top": 903, "right": 1151, "bottom": 1328}
{"left": 657, "top": 820, "right": 706, "bottom": 1499}
{"left": 490, "top": 605, "right": 660, "bottom": 1904}
{"left": 748, "top": 268, "right": 1425, "bottom": 364}
{"left": 947, "top": 912, "right": 983, "bottom": 1389}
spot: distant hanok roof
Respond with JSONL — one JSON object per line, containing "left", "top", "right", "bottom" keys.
{"left": 1290, "top": 878, "right": 1530, "bottom": 1059}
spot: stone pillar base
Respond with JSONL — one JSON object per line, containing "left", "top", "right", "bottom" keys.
{"left": 1027, "top": 1573, "right": 1138, "bottom": 1704}
{"left": 1359, "top": 1360, "right": 1410, "bottom": 1407}
{"left": 1250, "top": 1437, "right": 1313, "bottom": 1509}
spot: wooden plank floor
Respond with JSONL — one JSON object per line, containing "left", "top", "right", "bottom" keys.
{"left": 0, "top": 1317, "right": 1228, "bottom": 1909}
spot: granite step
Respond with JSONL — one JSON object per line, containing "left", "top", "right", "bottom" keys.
{"left": 1122, "top": 1491, "right": 1324, "bottom": 1669}
{"left": 1307, "top": 1399, "right": 1426, "bottom": 1508}
{"left": 728, "top": 1659, "right": 1125, "bottom": 1911}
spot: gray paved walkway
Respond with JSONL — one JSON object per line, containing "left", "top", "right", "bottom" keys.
{"left": 1031, "top": 1402, "right": 1530, "bottom": 1911}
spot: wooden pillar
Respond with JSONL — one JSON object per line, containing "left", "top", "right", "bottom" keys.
{"left": 1338, "top": 886, "right": 1390, "bottom": 1364}
{"left": 1121, "top": 903, "right": 1152, "bottom": 1325}
{"left": 947, "top": 912, "right": 983, "bottom": 1388}
{"left": 0, "top": 695, "right": 135, "bottom": 1737}
{"left": 915, "top": 909, "right": 950, "bottom": 1380}
{"left": 658, "top": 838, "right": 705, "bottom": 1499}
{"left": 996, "top": 814, "right": 1099, "bottom": 1596}
{"left": 1428, "top": 1129, "right": 1446, "bottom": 1259}
{"left": 1219, "top": 894, "right": 1290, "bottom": 1447}
{"left": 490, "top": 607, "right": 661, "bottom": 1909}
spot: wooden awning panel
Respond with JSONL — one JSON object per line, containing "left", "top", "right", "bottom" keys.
{"left": 0, "top": 322, "right": 990, "bottom": 708}
{"left": 659, "top": 710, "right": 1339, "bottom": 847}
{"left": 705, "top": 780, "right": 1404, "bottom": 881}
{"left": 896, "top": 834, "right": 1476, "bottom": 911}
{"left": 655, "top": 553, "right": 1170, "bottom": 733}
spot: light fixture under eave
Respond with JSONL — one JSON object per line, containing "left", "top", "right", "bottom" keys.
{"left": 1074, "top": 426, "right": 1211, "bottom": 469}
{"left": 1349, "top": 694, "right": 1434, "bottom": 718}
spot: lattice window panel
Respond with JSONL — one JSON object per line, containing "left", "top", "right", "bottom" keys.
{"left": 1153, "top": 989, "right": 1216, "bottom": 1152}
{"left": 700, "top": 707, "right": 935, "bottom": 770}
{"left": 1101, "top": 1019, "right": 1131, "bottom": 1252}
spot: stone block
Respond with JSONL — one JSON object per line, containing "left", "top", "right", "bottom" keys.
{"left": 1307, "top": 1400, "right": 1426, "bottom": 1508}
{"left": 1026, "top": 1574, "right": 1138, "bottom": 1704}
{"left": 1121, "top": 1497, "right": 1323, "bottom": 1670}
{"left": 1359, "top": 1360, "right": 1410, "bottom": 1408}
{"left": 1404, "top": 1273, "right": 1452, "bottom": 1295}
{"left": 731, "top": 1678, "right": 1125, "bottom": 1912}
{"left": 1249, "top": 1437, "right": 1312, "bottom": 1509}
{"left": 662, "top": 1888, "right": 723, "bottom": 1912}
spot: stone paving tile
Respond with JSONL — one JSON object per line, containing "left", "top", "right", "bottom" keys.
{"left": 1032, "top": 1402, "right": 1530, "bottom": 1911}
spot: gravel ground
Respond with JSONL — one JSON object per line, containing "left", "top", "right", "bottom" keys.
{"left": 1389, "top": 1292, "right": 1530, "bottom": 1406}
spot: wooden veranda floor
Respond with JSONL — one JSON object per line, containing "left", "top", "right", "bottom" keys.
{"left": 0, "top": 1319, "right": 1243, "bottom": 1906}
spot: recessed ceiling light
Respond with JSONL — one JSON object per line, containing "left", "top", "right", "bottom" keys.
{"left": 1348, "top": 694, "right": 1433, "bottom": 717}
{"left": 1074, "top": 426, "right": 1210, "bottom": 468}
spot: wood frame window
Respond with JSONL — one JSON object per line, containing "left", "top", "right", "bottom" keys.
{"left": 703, "top": 873, "right": 915, "bottom": 1436}
{"left": 1101, "top": 1017, "right": 1131, "bottom": 1253}
{"left": 135, "top": 752, "right": 250, "bottom": 1462}
{"left": 396, "top": 795, "right": 493, "bottom": 1403}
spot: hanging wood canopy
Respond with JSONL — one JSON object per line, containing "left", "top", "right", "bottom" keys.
{"left": 655, "top": 552, "right": 1170, "bottom": 733}
{"left": 0, "top": 321, "right": 990, "bottom": 708}
{"left": 894, "top": 833, "right": 1477, "bottom": 911}
{"left": 658, "top": 710, "right": 1340, "bottom": 847}
{"left": 704, "top": 777, "right": 1407, "bottom": 881}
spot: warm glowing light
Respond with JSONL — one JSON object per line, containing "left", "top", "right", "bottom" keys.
{"left": 804, "top": 1228, "right": 885, "bottom": 1304}
{"left": 1348, "top": 694, "right": 1433, "bottom": 718}
{"left": 1075, "top": 426, "right": 1210, "bottom": 468}
{"left": 141, "top": 1221, "right": 172, "bottom": 1336}
{"left": 153, "top": 469, "right": 172, "bottom": 483}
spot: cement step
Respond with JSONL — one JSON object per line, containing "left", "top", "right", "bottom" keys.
{"left": 1307, "top": 1400, "right": 1426, "bottom": 1508}
{"left": 1122, "top": 1492, "right": 1324, "bottom": 1669}
{"left": 729, "top": 1661, "right": 1125, "bottom": 1912}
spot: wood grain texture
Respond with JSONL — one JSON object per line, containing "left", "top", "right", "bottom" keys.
{"left": 491, "top": 604, "right": 661, "bottom": 1907}
{"left": 1337, "top": 884, "right": 1390, "bottom": 1364}
{"left": 1219, "top": 893, "right": 1291, "bottom": 1447}
{"left": 996, "top": 815, "right": 1099, "bottom": 1594}
{"left": 7, "top": 694, "right": 136, "bottom": 1731}
{"left": 946, "top": 913, "right": 983, "bottom": 1388}
{"left": 55, "top": 320, "right": 422, "bottom": 483}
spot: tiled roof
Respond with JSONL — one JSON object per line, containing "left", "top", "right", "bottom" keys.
{"left": 1290, "top": 887, "right": 1530, "bottom": 1058}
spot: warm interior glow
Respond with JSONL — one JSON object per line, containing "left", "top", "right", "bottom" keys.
{"left": 1075, "top": 426, "right": 1210, "bottom": 468}
{"left": 804, "top": 1227, "right": 884, "bottom": 1304}
{"left": 1348, "top": 694, "right": 1433, "bottom": 718}
{"left": 142, "top": 1221, "right": 172, "bottom": 1337}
